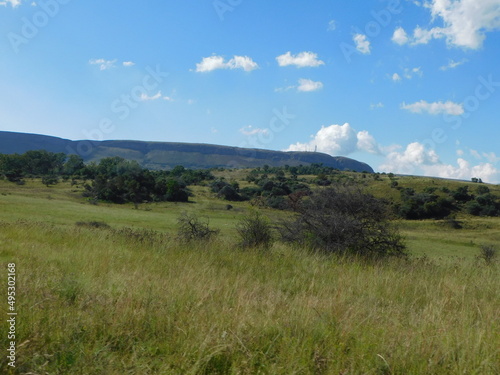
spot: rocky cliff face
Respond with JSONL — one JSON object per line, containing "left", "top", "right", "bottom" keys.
{"left": 0, "top": 131, "right": 374, "bottom": 172}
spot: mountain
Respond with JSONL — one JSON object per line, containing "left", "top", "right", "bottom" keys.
{"left": 0, "top": 131, "right": 374, "bottom": 173}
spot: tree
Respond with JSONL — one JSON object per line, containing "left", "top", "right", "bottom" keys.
{"left": 279, "top": 184, "right": 406, "bottom": 257}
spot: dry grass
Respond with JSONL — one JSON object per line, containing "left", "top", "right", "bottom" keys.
{"left": 1, "top": 221, "right": 498, "bottom": 374}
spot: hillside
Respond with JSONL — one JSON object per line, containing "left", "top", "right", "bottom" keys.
{"left": 0, "top": 131, "right": 374, "bottom": 172}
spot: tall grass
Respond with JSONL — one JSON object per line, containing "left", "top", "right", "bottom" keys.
{"left": 1, "top": 221, "right": 499, "bottom": 374}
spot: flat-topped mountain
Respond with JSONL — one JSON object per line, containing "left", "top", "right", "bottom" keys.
{"left": 0, "top": 131, "right": 374, "bottom": 173}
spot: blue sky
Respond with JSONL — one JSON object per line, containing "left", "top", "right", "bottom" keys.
{"left": 1, "top": 0, "right": 500, "bottom": 182}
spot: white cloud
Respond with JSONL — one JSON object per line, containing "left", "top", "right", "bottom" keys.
{"left": 440, "top": 58, "right": 467, "bottom": 70}
{"left": 399, "top": 0, "right": 500, "bottom": 49}
{"left": 285, "top": 123, "right": 380, "bottom": 155}
{"left": 328, "top": 20, "right": 337, "bottom": 31}
{"left": 392, "top": 73, "right": 402, "bottom": 82}
{"left": 380, "top": 142, "right": 440, "bottom": 174}
{"left": 140, "top": 91, "right": 173, "bottom": 102}
{"left": 353, "top": 34, "right": 371, "bottom": 54}
{"left": 89, "top": 58, "right": 117, "bottom": 71}
{"left": 482, "top": 152, "right": 500, "bottom": 163}
{"left": 392, "top": 67, "right": 423, "bottom": 81}
{"left": 276, "top": 51, "right": 325, "bottom": 68}
{"left": 392, "top": 27, "right": 409, "bottom": 45}
{"left": 0, "top": 0, "right": 22, "bottom": 7}
{"left": 274, "top": 85, "right": 295, "bottom": 93}
{"left": 239, "top": 126, "right": 269, "bottom": 136}
{"left": 370, "top": 102, "right": 384, "bottom": 110}
{"left": 380, "top": 142, "right": 500, "bottom": 183}
{"left": 195, "top": 55, "right": 258, "bottom": 72}
{"left": 401, "top": 100, "right": 464, "bottom": 115}
{"left": 227, "top": 55, "right": 259, "bottom": 71}
{"left": 123, "top": 61, "right": 135, "bottom": 67}
{"left": 470, "top": 149, "right": 482, "bottom": 159}
{"left": 297, "top": 78, "right": 323, "bottom": 92}
{"left": 404, "top": 67, "right": 423, "bottom": 79}
{"left": 421, "top": 159, "right": 500, "bottom": 183}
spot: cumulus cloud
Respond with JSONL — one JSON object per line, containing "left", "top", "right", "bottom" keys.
{"left": 239, "top": 126, "right": 269, "bottom": 136}
{"left": 0, "top": 0, "right": 22, "bottom": 7}
{"left": 392, "top": 27, "right": 409, "bottom": 45}
{"left": 401, "top": 100, "right": 464, "bottom": 115}
{"left": 123, "top": 61, "right": 135, "bottom": 67}
{"left": 297, "top": 78, "right": 323, "bottom": 92}
{"left": 421, "top": 159, "right": 500, "bottom": 183}
{"left": 89, "top": 58, "right": 117, "bottom": 71}
{"left": 276, "top": 51, "right": 325, "bottom": 68}
{"left": 380, "top": 142, "right": 500, "bottom": 183}
{"left": 380, "top": 142, "right": 440, "bottom": 174}
{"left": 393, "top": 0, "right": 500, "bottom": 49}
{"left": 353, "top": 34, "right": 371, "bottom": 54}
{"left": 285, "top": 123, "right": 380, "bottom": 155}
{"left": 195, "top": 55, "right": 258, "bottom": 72}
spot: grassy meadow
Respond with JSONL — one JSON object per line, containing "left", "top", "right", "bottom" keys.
{"left": 0, "top": 176, "right": 499, "bottom": 374}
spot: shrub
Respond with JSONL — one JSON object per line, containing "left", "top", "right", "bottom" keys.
{"left": 279, "top": 184, "right": 406, "bottom": 258}
{"left": 177, "top": 213, "right": 219, "bottom": 243}
{"left": 236, "top": 211, "right": 274, "bottom": 250}
{"left": 478, "top": 245, "right": 497, "bottom": 265}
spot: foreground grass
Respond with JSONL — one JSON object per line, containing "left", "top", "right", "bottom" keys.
{"left": 1, "top": 221, "right": 498, "bottom": 374}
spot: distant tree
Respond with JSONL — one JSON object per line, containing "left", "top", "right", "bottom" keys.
{"left": 42, "top": 175, "right": 59, "bottom": 187}
{"left": 63, "top": 155, "right": 85, "bottom": 176}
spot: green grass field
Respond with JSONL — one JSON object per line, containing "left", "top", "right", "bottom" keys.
{"left": 0, "top": 178, "right": 499, "bottom": 374}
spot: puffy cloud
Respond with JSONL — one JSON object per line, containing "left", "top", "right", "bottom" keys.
{"left": 195, "top": 55, "right": 258, "bottom": 72}
{"left": 123, "top": 61, "right": 135, "bottom": 67}
{"left": 285, "top": 123, "right": 380, "bottom": 155}
{"left": 380, "top": 142, "right": 500, "bottom": 183}
{"left": 421, "top": 159, "right": 500, "bottom": 183}
{"left": 353, "top": 34, "right": 371, "bottom": 54}
{"left": 89, "top": 58, "right": 117, "bottom": 71}
{"left": 396, "top": 0, "right": 500, "bottom": 49}
{"left": 379, "top": 142, "right": 440, "bottom": 174}
{"left": 297, "top": 78, "right": 323, "bottom": 92}
{"left": 276, "top": 51, "right": 325, "bottom": 68}
{"left": 392, "top": 27, "right": 409, "bottom": 45}
{"left": 401, "top": 100, "right": 464, "bottom": 115}
{"left": 239, "top": 126, "right": 269, "bottom": 136}
{"left": 392, "top": 73, "right": 402, "bottom": 82}
{"left": 0, "top": 0, "right": 22, "bottom": 7}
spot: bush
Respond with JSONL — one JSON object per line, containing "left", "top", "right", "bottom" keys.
{"left": 280, "top": 185, "right": 406, "bottom": 258}
{"left": 177, "top": 213, "right": 219, "bottom": 242}
{"left": 236, "top": 211, "right": 274, "bottom": 250}
{"left": 478, "top": 245, "right": 497, "bottom": 265}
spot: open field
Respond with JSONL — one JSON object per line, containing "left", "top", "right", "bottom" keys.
{"left": 0, "top": 177, "right": 499, "bottom": 374}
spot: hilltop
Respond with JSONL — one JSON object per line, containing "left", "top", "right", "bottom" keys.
{"left": 0, "top": 131, "right": 374, "bottom": 172}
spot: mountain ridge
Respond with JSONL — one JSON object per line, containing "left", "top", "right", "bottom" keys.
{"left": 0, "top": 131, "right": 374, "bottom": 173}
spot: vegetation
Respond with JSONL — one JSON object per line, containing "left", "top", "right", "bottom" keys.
{"left": 280, "top": 184, "right": 406, "bottom": 257}
{"left": 236, "top": 211, "right": 274, "bottom": 250}
{"left": 0, "top": 220, "right": 498, "bottom": 374}
{"left": 0, "top": 153, "right": 499, "bottom": 373}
